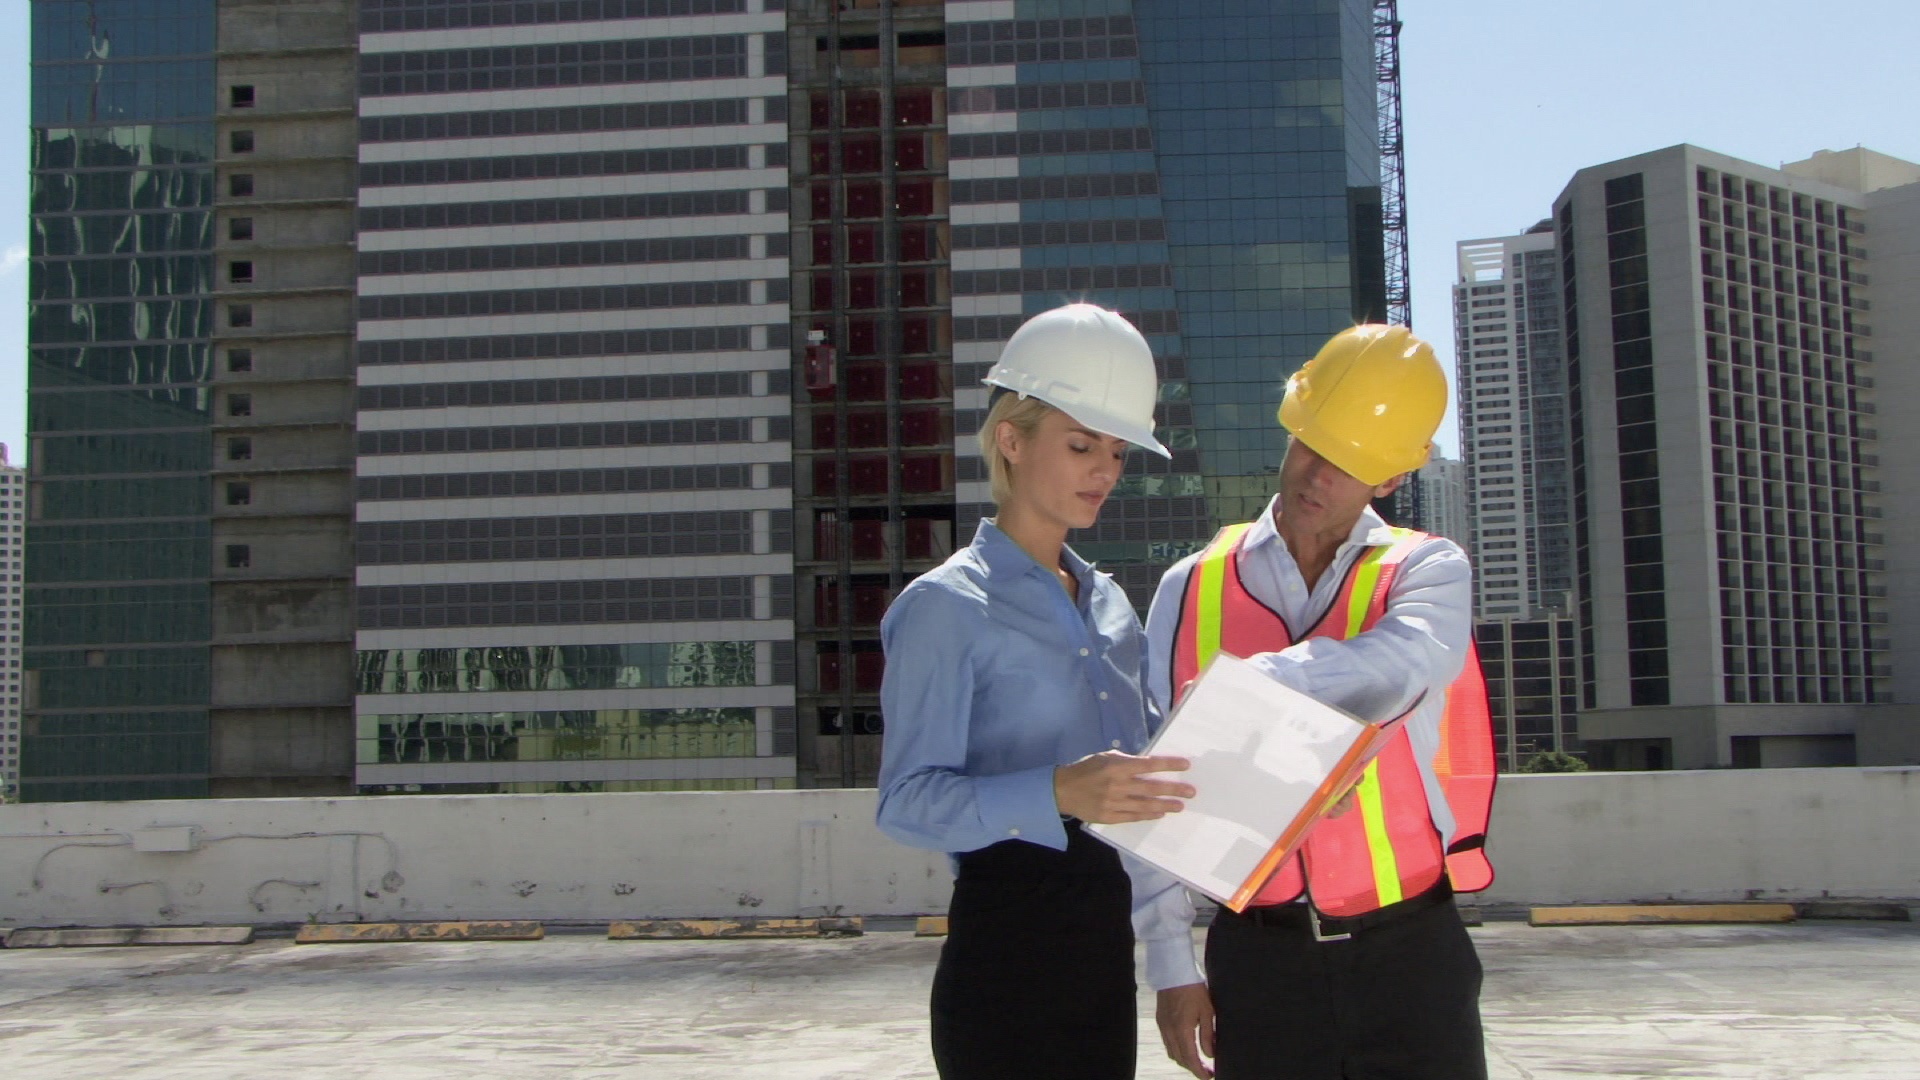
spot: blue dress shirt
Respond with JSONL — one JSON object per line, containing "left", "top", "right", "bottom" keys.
{"left": 876, "top": 518, "right": 1202, "bottom": 990}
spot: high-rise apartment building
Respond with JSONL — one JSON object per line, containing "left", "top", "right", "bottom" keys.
{"left": 26, "top": 0, "right": 1404, "bottom": 797}
{"left": 1, "top": 448, "right": 21, "bottom": 800}
{"left": 1413, "top": 444, "right": 1466, "bottom": 543}
{"left": 1452, "top": 225, "right": 1573, "bottom": 619}
{"left": 1452, "top": 226, "right": 1581, "bottom": 768}
{"left": 1555, "top": 144, "right": 1920, "bottom": 770}
{"left": 1471, "top": 613, "right": 1577, "bottom": 769}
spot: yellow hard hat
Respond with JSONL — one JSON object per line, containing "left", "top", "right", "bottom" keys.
{"left": 1277, "top": 325, "right": 1446, "bottom": 486}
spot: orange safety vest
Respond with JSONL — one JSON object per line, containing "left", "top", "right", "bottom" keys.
{"left": 1172, "top": 522, "right": 1497, "bottom": 917}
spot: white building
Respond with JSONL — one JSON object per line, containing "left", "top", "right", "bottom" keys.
{"left": 1453, "top": 226, "right": 1574, "bottom": 620}
{"left": 1449, "top": 230, "right": 1584, "bottom": 768}
{"left": 1, "top": 446, "right": 22, "bottom": 800}
{"left": 1555, "top": 145, "right": 1920, "bottom": 770}
{"left": 1415, "top": 445, "right": 1468, "bottom": 544}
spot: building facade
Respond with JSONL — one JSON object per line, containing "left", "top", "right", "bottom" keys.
{"left": 1452, "top": 226, "right": 1573, "bottom": 620}
{"left": 28, "top": 0, "right": 222, "bottom": 801}
{"left": 1556, "top": 145, "right": 1919, "bottom": 770}
{"left": 1, "top": 449, "right": 21, "bottom": 800}
{"left": 1451, "top": 226, "right": 1581, "bottom": 767}
{"left": 351, "top": 0, "right": 800, "bottom": 794}
{"left": 792, "top": 0, "right": 1398, "bottom": 784}
{"left": 1472, "top": 613, "right": 1577, "bottom": 769}
{"left": 25, "top": 0, "right": 356, "bottom": 803}
{"left": 1413, "top": 445, "right": 1466, "bottom": 544}
{"left": 26, "top": 0, "right": 1401, "bottom": 798}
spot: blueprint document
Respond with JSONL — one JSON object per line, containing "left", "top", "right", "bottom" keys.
{"left": 1088, "top": 653, "right": 1390, "bottom": 910}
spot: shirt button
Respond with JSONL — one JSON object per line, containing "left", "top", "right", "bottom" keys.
{"left": 1009, "top": 827, "right": 1021, "bottom": 837}
{"left": 1111, "top": 740, "right": 1122, "bottom": 749}
{"left": 1079, "top": 648, "right": 1090, "bottom": 656}
{"left": 1098, "top": 691, "right": 1109, "bottom": 701}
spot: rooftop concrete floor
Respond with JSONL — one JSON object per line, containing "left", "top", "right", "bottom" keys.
{"left": 2, "top": 920, "right": 1916, "bottom": 1079}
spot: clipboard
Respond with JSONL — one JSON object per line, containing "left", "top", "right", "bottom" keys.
{"left": 1087, "top": 653, "right": 1405, "bottom": 911}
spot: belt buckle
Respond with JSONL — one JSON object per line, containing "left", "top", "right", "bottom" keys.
{"left": 1308, "top": 904, "right": 1352, "bottom": 943}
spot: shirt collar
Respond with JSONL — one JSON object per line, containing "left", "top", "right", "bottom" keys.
{"left": 970, "top": 518, "right": 1097, "bottom": 591}
{"left": 1243, "top": 495, "right": 1399, "bottom": 555}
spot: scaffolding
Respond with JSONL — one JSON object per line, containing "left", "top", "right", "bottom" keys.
{"left": 1374, "top": 0, "right": 1411, "bottom": 329}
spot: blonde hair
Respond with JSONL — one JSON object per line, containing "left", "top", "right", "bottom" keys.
{"left": 979, "top": 392, "right": 1055, "bottom": 506}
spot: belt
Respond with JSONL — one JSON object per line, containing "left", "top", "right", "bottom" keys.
{"left": 1227, "top": 879, "right": 1454, "bottom": 943}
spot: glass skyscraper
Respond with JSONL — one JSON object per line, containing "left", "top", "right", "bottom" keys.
{"left": 26, "top": 0, "right": 219, "bottom": 800}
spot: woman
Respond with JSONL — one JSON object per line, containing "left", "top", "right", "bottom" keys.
{"left": 875, "top": 304, "right": 1200, "bottom": 1079}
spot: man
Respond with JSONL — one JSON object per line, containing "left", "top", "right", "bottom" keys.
{"left": 1142, "top": 325, "right": 1498, "bottom": 1079}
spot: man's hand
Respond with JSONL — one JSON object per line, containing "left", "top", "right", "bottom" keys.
{"left": 1053, "top": 751, "right": 1193, "bottom": 823}
{"left": 1157, "top": 982, "right": 1216, "bottom": 1079}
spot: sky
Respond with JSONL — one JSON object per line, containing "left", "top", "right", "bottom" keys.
{"left": 2, "top": 1, "right": 1917, "bottom": 468}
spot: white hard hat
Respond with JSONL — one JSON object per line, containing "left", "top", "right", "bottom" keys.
{"left": 982, "top": 303, "right": 1170, "bottom": 458}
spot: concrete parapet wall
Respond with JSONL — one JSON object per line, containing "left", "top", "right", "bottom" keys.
{"left": 1, "top": 769, "right": 1913, "bottom": 928}
{"left": 1477, "top": 767, "right": 1920, "bottom": 904}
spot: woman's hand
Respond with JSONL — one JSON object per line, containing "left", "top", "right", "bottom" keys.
{"left": 1053, "top": 751, "right": 1194, "bottom": 823}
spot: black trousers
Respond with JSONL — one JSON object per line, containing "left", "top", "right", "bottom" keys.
{"left": 930, "top": 820, "right": 1137, "bottom": 1080}
{"left": 1205, "top": 890, "right": 1487, "bottom": 1080}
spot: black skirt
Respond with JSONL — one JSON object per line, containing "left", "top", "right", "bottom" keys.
{"left": 930, "top": 819, "right": 1137, "bottom": 1080}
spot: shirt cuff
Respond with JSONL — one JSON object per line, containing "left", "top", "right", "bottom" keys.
{"left": 1143, "top": 930, "right": 1204, "bottom": 992}
{"left": 972, "top": 765, "right": 1069, "bottom": 850}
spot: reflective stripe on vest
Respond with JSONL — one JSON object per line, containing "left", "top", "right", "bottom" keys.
{"left": 1171, "top": 523, "right": 1497, "bottom": 916}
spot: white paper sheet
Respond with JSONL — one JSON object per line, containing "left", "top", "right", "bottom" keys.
{"left": 1088, "top": 653, "right": 1373, "bottom": 906}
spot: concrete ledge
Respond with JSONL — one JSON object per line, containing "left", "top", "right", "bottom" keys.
{"left": 609, "top": 917, "right": 863, "bottom": 940}
{"left": 1529, "top": 903, "right": 1798, "bottom": 926}
{"left": 4, "top": 771, "right": 1916, "bottom": 928}
{"left": 1794, "top": 900, "right": 1912, "bottom": 921}
{"left": 295, "top": 921, "right": 543, "bottom": 943}
{"left": 914, "top": 916, "right": 948, "bottom": 937}
{"left": 6, "top": 927, "right": 255, "bottom": 948}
